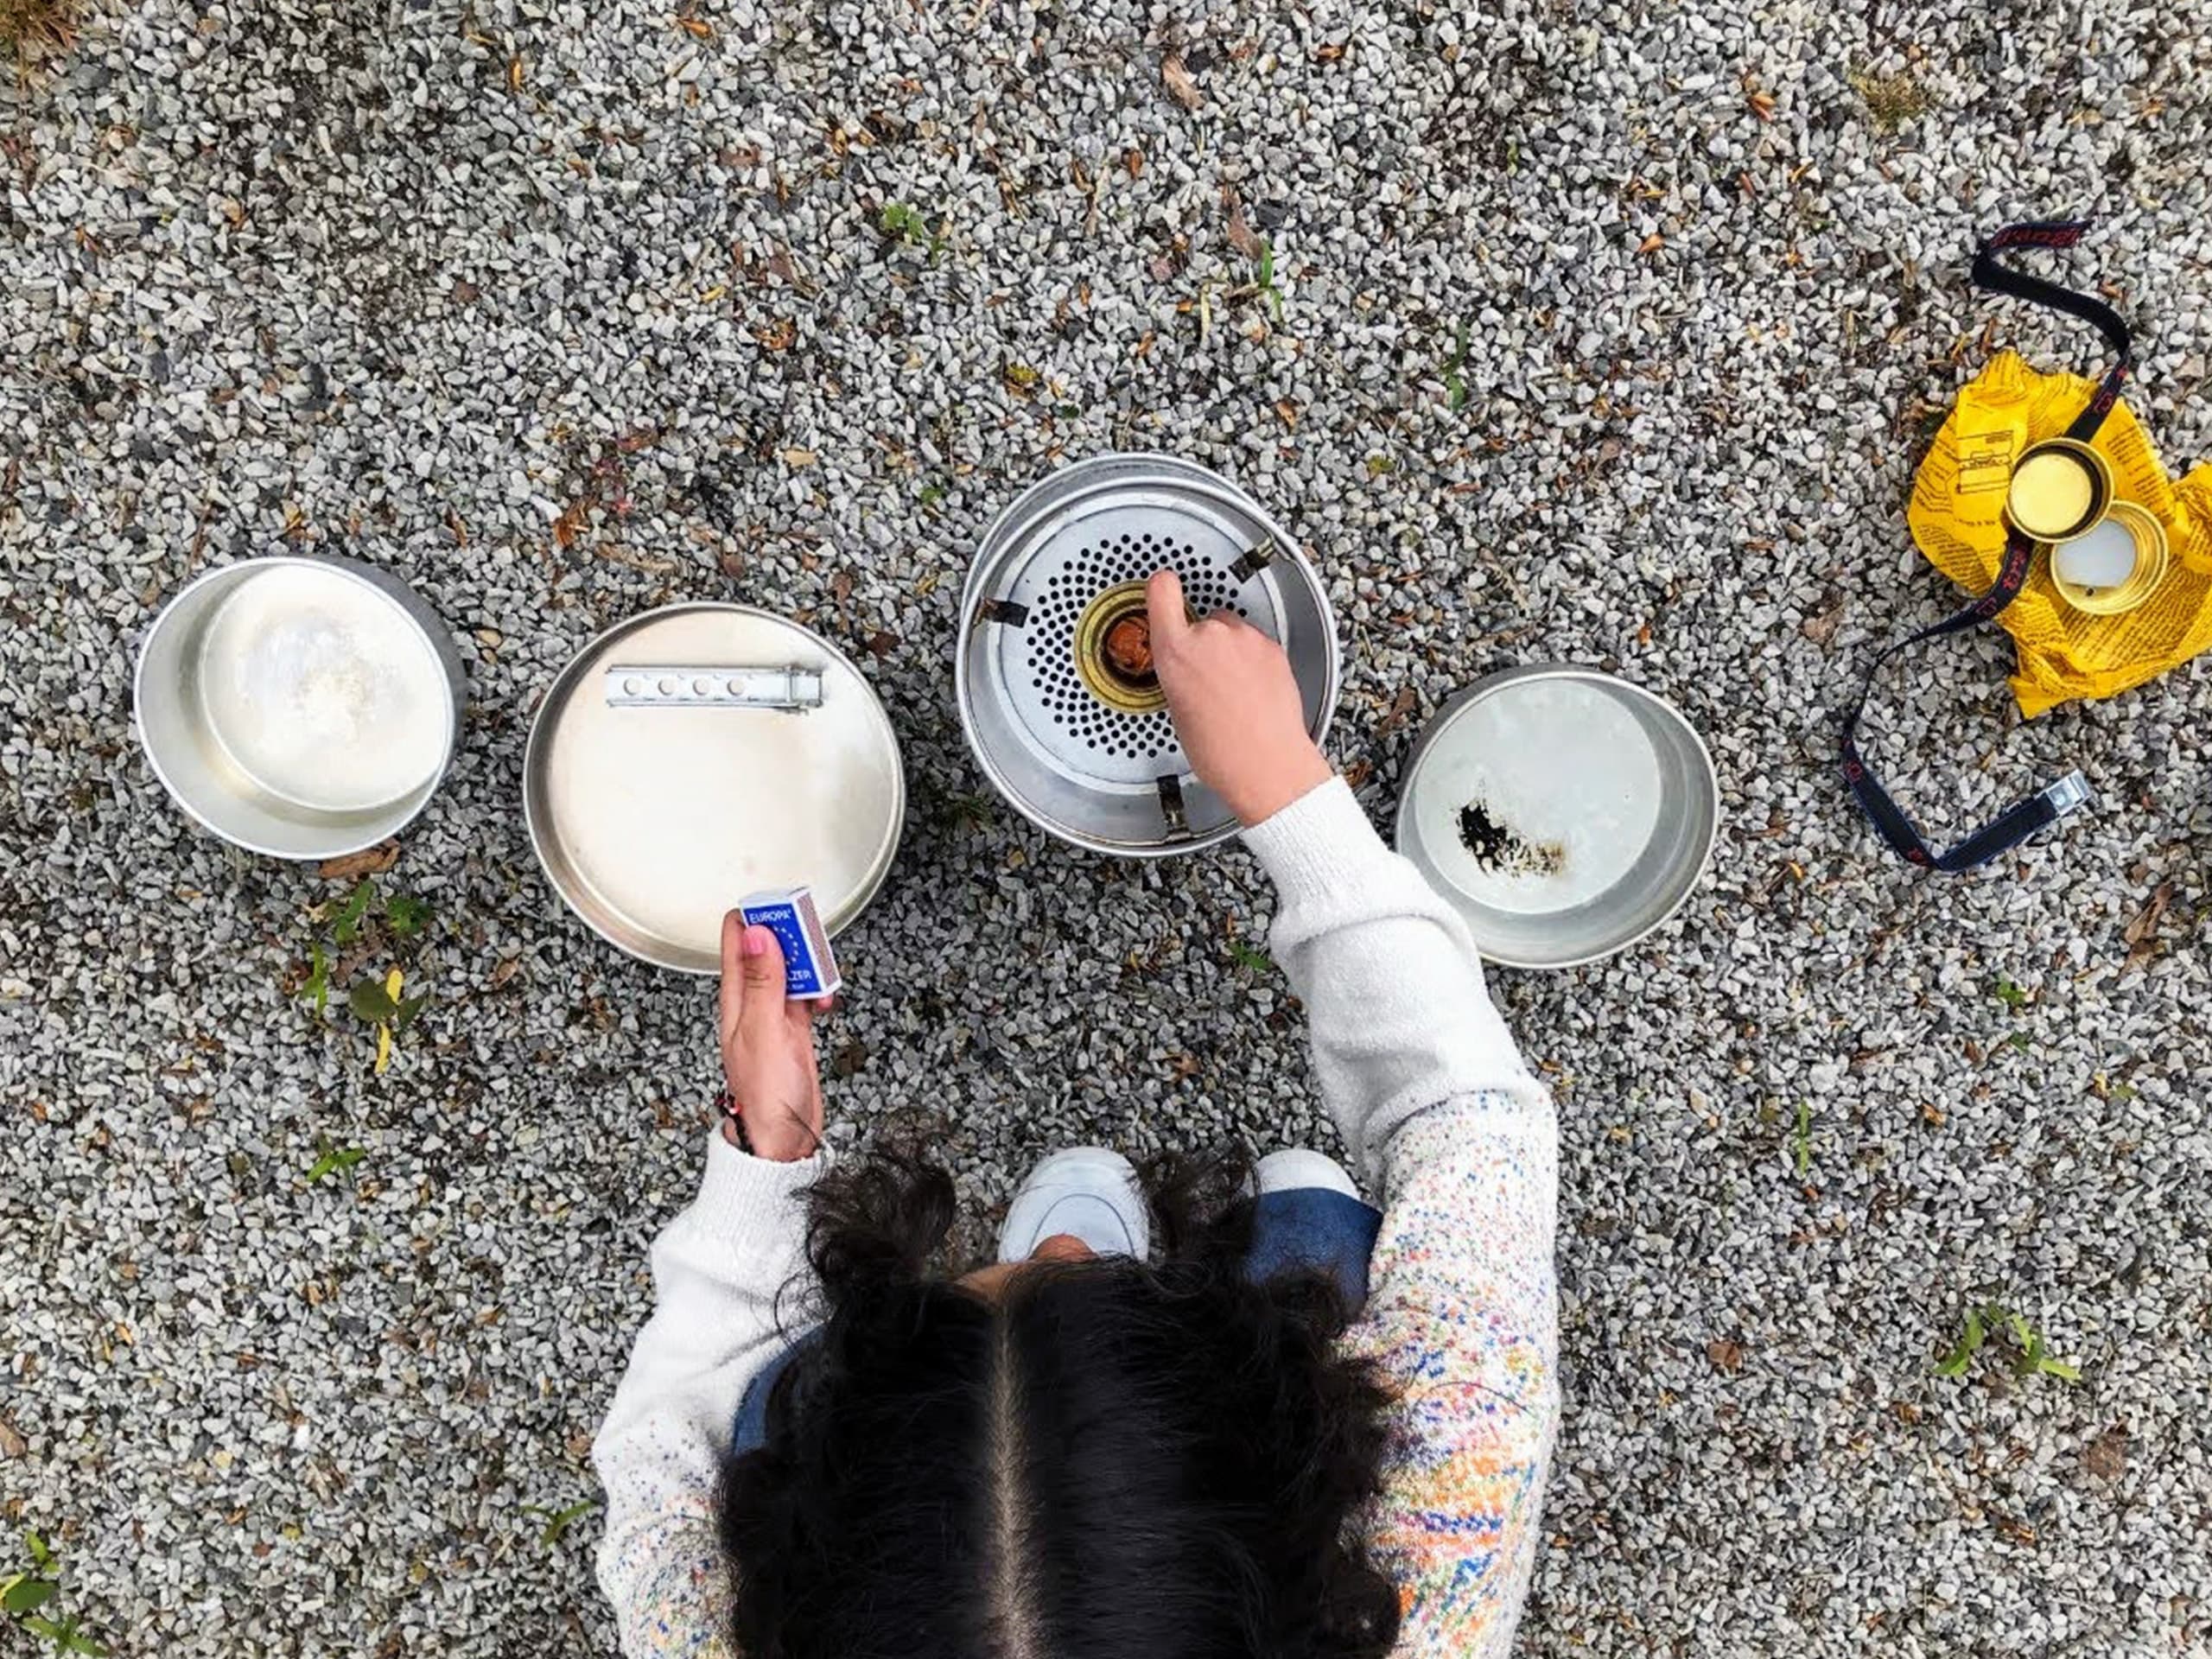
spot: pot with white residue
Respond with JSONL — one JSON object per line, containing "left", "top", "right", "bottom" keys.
{"left": 135, "top": 555, "right": 466, "bottom": 860}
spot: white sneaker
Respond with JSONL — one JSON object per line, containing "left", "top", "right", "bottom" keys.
{"left": 1253, "top": 1148, "right": 1360, "bottom": 1199}
{"left": 997, "top": 1147, "right": 1150, "bottom": 1264}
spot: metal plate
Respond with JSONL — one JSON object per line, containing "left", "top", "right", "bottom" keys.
{"left": 1396, "top": 666, "right": 1718, "bottom": 970}
{"left": 957, "top": 454, "right": 1338, "bottom": 855}
{"left": 525, "top": 604, "right": 904, "bottom": 974}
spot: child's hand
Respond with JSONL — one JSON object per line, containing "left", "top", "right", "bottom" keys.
{"left": 717, "top": 912, "right": 827, "bottom": 1162}
{"left": 1147, "top": 568, "right": 1333, "bottom": 826}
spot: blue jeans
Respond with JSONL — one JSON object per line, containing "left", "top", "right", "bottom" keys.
{"left": 729, "top": 1184, "right": 1382, "bottom": 1454}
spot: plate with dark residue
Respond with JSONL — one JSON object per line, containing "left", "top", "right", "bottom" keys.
{"left": 1395, "top": 665, "right": 1718, "bottom": 969}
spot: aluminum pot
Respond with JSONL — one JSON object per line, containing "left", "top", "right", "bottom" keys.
{"left": 134, "top": 555, "right": 465, "bottom": 860}
{"left": 1395, "top": 664, "right": 1718, "bottom": 969}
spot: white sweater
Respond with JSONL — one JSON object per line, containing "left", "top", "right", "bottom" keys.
{"left": 592, "top": 777, "right": 1560, "bottom": 1658}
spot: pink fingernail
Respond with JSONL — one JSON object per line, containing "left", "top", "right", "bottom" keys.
{"left": 742, "top": 925, "right": 769, "bottom": 957}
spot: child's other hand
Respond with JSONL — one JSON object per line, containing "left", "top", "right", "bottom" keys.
{"left": 1147, "top": 567, "right": 1333, "bottom": 826}
{"left": 717, "top": 912, "right": 828, "bottom": 1161}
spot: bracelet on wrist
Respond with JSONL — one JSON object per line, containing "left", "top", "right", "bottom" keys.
{"left": 713, "top": 1084, "right": 754, "bottom": 1154}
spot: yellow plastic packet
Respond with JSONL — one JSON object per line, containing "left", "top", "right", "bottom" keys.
{"left": 1909, "top": 349, "right": 2212, "bottom": 717}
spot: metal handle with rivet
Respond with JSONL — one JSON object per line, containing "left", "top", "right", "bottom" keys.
{"left": 602, "top": 664, "right": 825, "bottom": 711}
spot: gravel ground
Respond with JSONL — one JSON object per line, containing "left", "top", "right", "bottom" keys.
{"left": 5, "top": 0, "right": 2210, "bottom": 1654}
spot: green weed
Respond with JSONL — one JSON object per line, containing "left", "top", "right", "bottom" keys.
{"left": 1228, "top": 941, "right": 1274, "bottom": 976}
{"left": 4, "top": 1534, "right": 106, "bottom": 1656}
{"left": 1847, "top": 66, "right": 1933, "bottom": 130}
{"left": 525, "top": 1498, "right": 600, "bottom": 1548}
{"left": 1253, "top": 240, "right": 1284, "bottom": 323}
{"left": 878, "top": 201, "right": 947, "bottom": 261}
{"left": 1443, "top": 319, "right": 1471, "bottom": 412}
{"left": 1936, "top": 1302, "right": 2080, "bottom": 1384}
{"left": 304, "top": 1137, "right": 367, "bottom": 1185}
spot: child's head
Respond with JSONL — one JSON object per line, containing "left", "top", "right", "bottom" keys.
{"left": 719, "top": 1148, "right": 1401, "bottom": 1659}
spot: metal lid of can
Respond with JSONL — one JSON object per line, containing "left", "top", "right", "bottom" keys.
{"left": 2050, "top": 499, "right": 2170, "bottom": 615}
{"left": 2005, "top": 438, "right": 2113, "bottom": 543}
{"left": 524, "top": 603, "right": 904, "bottom": 974}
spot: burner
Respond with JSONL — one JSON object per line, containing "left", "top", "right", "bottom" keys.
{"left": 957, "top": 454, "right": 1339, "bottom": 855}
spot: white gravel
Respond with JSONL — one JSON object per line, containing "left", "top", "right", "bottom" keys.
{"left": 4, "top": 0, "right": 2209, "bottom": 1654}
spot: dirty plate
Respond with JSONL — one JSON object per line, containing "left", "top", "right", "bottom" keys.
{"left": 1395, "top": 665, "right": 1717, "bottom": 969}
{"left": 524, "top": 603, "right": 904, "bottom": 974}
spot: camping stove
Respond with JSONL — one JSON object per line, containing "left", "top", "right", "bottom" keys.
{"left": 956, "top": 454, "right": 1339, "bottom": 855}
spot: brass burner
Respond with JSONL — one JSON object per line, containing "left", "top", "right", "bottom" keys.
{"left": 1071, "top": 581, "right": 1168, "bottom": 715}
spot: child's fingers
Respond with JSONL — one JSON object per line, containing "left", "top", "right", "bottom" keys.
{"left": 738, "top": 924, "right": 788, "bottom": 1044}
{"left": 1146, "top": 568, "right": 1191, "bottom": 652}
{"left": 717, "top": 910, "right": 747, "bottom": 1046}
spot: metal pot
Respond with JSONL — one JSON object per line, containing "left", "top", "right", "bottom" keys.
{"left": 134, "top": 555, "right": 465, "bottom": 860}
{"left": 956, "top": 454, "right": 1339, "bottom": 855}
{"left": 1395, "top": 665, "right": 1719, "bottom": 969}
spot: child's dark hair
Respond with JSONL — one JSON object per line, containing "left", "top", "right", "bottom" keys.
{"left": 718, "top": 1146, "right": 1402, "bottom": 1659}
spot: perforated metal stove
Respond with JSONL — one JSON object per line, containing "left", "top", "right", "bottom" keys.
{"left": 956, "top": 454, "right": 1339, "bottom": 855}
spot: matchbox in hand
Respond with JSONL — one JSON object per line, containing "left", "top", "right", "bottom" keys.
{"left": 737, "top": 887, "right": 842, "bottom": 999}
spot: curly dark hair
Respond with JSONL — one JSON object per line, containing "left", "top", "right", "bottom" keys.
{"left": 717, "top": 1147, "right": 1402, "bottom": 1659}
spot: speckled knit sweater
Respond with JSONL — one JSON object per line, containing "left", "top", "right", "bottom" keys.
{"left": 591, "top": 776, "right": 1561, "bottom": 1658}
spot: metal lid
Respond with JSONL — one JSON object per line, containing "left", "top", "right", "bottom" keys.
{"left": 1395, "top": 666, "right": 1718, "bottom": 969}
{"left": 957, "top": 454, "right": 1339, "bottom": 856}
{"left": 524, "top": 604, "right": 904, "bottom": 974}
{"left": 2005, "top": 439, "right": 2113, "bottom": 543}
{"left": 2050, "top": 499, "right": 2170, "bottom": 614}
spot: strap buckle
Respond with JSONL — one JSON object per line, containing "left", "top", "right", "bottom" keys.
{"left": 2041, "top": 770, "right": 2094, "bottom": 819}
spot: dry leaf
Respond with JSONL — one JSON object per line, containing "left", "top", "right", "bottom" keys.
{"left": 830, "top": 1039, "right": 869, "bottom": 1079}
{"left": 1274, "top": 398, "right": 1300, "bottom": 430}
{"left": 1314, "top": 41, "right": 1346, "bottom": 62}
{"left": 755, "top": 316, "right": 797, "bottom": 352}
{"left": 867, "top": 630, "right": 900, "bottom": 658}
{"left": 1161, "top": 54, "right": 1201, "bottom": 111}
{"left": 1225, "top": 202, "right": 1263, "bottom": 261}
{"left": 2082, "top": 1425, "right": 2129, "bottom": 1481}
{"left": 1125, "top": 147, "right": 1144, "bottom": 178}
{"left": 0, "top": 1418, "right": 25, "bottom": 1459}
{"left": 1707, "top": 1338, "right": 1745, "bottom": 1374}
{"left": 1800, "top": 598, "right": 1847, "bottom": 647}
{"left": 320, "top": 841, "right": 399, "bottom": 880}
{"left": 831, "top": 571, "right": 854, "bottom": 605}
{"left": 1637, "top": 232, "right": 1664, "bottom": 255}
{"left": 2125, "top": 882, "right": 2172, "bottom": 961}
{"left": 779, "top": 447, "right": 818, "bottom": 467}
{"left": 1375, "top": 685, "right": 1419, "bottom": 738}
{"left": 507, "top": 55, "right": 525, "bottom": 90}
{"left": 489, "top": 958, "right": 521, "bottom": 990}
{"left": 1748, "top": 90, "right": 1777, "bottom": 121}
{"left": 676, "top": 14, "right": 713, "bottom": 37}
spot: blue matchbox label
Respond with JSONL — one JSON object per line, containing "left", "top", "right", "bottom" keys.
{"left": 739, "top": 890, "right": 837, "bottom": 999}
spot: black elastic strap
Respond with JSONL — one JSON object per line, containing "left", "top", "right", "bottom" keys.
{"left": 1839, "top": 219, "right": 2132, "bottom": 871}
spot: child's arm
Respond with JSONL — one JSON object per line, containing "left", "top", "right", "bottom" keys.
{"left": 594, "top": 915, "right": 834, "bottom": 1657}
{"left": 592, "top": 1135, "right": 826, "bottom": 1658}
{"left": 1244, "top": 778, "right": 1560, "bottom": 1659}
